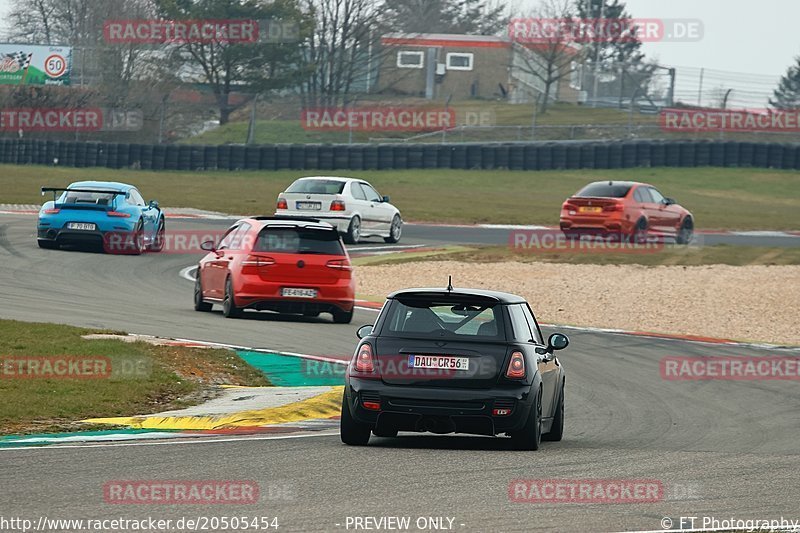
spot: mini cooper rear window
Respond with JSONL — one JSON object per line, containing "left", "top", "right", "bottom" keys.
{"left": 254, "top": 227, "right": 344, "bottom": 255}
{"left": 576, "top": 183, "right": 632, "bottom": 198}
{"left": 286, "top": 180, "right": 346, "bottom": 195}
{"left": 384, "top": 299, "right": 505, "bottom": 339}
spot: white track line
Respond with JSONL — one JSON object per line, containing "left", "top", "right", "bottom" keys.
{"left": 0, "top": 432, "right": 339, "bottom": 452}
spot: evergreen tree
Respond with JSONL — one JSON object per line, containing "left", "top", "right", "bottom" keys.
{"left": 770, "top": 57, "right": 800, "bottom": 109}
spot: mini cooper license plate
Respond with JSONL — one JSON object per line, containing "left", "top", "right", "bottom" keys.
{"left": 281, "top": 288, "right": 317, "bottom": 298}
{"left": 409, "top": 355, "right": 470, "bottom": 371}
{"left": 66, "top": 222, "right": 97, "bottom": 231}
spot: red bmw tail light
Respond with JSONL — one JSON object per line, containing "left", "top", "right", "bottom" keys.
{"left": 330, "top": 200, "right": 346, "bottom": 211}
{"left": 603, "top": 202, "right": 624, "bottom": 212}
{"left": 107, "top": 211, "right": 131, "bottom": 218}
{"left": 276, "top": 198, "right": 288, "bottom": 210}
{"left": 506, "top": 351, "right": 526, "bottom": 380}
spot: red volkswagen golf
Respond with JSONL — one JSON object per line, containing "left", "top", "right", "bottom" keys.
{"left": 560, "top": 181, "right": 694, "bottom": 243}
{"left": 194, "top": 217, "right": 356, "bottom": 323}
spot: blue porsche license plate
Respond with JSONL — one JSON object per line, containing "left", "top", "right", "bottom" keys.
{"left": 67, "top": 222, "right": 97, "bottom": 231}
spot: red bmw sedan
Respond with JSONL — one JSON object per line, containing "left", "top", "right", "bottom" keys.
{"left": 560, "top": 181, "right": 694, "bottom": 243}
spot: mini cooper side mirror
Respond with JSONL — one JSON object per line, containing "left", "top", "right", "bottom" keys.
{"left": 356, "top": 325, "right": 373, "bottom": 339}
{"left": 547, "top": 333, "right": 569, "bottom": 352}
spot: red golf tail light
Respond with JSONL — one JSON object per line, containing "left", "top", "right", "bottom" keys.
{"left": 241, "top": 255, "right": 275, "bottom": 274}
{"left": 326, "top": 259, "right": 352, "bottom": 271}
{"left": 506, "top": 351, "right": 526, "bottom": 379}
{"left": 276, "top": 198, "right": 288, "bottom": 210}
{"left": 330, "top": 200, "right": 346, "bottom": 211}
{"left": 363, "top": 401, "right": 381, "bottom": 411}
{"left": 107, "top": 211, "right": 131, "bottom": 217}
{"left": 352, "top": 343, "right": 376, "bottom": 374}
{"left": 44, "top": 208, "right": 60, "bottom": 214}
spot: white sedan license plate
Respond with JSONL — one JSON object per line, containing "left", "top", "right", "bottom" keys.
{"left": 296, "top": 201, "right": 321, "bottom": 210}
{"left": 409, "top": 355, "right": 470, "bottom": 371}
{"left": 66, "top": 222, "right": 96, "bottom": 231}
{"left": 281, "top": 287, "right": 317, "bottom": 298}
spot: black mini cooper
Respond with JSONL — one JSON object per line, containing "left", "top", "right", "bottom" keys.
{"left": 341, "top": 286, "right": 569, "bottom": 450}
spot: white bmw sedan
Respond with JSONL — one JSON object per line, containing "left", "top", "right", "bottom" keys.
{"left": 275, "top": 177, "right": 403, "bottom": 244}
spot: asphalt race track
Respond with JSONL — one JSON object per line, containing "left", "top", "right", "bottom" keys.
{"left": 0, "top": 214, "right": 798, "bottom": 532}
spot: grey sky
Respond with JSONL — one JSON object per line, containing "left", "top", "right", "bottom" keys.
{"left": 1, "top": 0, "right": 796, "bottom": 105}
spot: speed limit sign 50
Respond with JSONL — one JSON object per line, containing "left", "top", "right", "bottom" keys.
{"left": 44, "top": 54, "right": 67, "bottom": 78}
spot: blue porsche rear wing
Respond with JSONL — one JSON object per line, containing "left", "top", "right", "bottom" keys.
{"left": 41, "top": 187, "right": 128, "bottom": 210}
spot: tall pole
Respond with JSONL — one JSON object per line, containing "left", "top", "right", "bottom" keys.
{"left": 591, "top": 0, "right": 605, "bottom": 108}
{"left": 697, "top": 67, "right": 704, "bottom": 106}
{"left": 246, "top": 93, "right": 258, "bottom": 145}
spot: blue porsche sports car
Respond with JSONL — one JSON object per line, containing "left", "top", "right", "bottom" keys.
{"left": 37, "top": 181, "right": 164, "bottom": 254}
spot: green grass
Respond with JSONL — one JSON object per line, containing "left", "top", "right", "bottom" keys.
{"left": 0, "top": 320, "right": 270, "bottom": 435}
{"left": 187, "top": 101, "right": 657, "bottom": 145}
{"left": 359, "top": 244, "right": 800, "bottom": 267}
{"left": 3, "top": 164, "right": 799, "bottom": 229}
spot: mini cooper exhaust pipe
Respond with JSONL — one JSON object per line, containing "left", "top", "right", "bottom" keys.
{"left": 419, "top": 417, "right": 456, "bottom": 435}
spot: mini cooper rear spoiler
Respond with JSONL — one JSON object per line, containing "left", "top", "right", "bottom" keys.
{"left": 41, "top": 187, "right": 128, "bottom": 206}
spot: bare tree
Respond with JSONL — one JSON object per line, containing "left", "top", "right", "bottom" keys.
{"left": 301, "top": 0, "right": 380, "bottom": 108}
{"left": 509, "top": 0, "right": 584, "bottom": 113}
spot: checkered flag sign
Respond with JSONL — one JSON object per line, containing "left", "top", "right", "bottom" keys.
{"left": 4, "top": 51, "right": 33, "bottom": 70}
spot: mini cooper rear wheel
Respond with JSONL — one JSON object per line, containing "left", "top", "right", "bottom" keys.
{"left": 512, "top": 389, "right": 542, "bottom": 451}
{"left": 542, "top": 382, "right": 564, "bottom": 442}
{"left": 340, "top": 392, "right": 371, "bottom": 446}
{"left": 222, "top": 277, "right": 242, "bottom": 318}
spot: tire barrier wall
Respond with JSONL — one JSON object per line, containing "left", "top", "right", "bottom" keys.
{"left": 1, "top": 140, "right": 798, "bottom": 171}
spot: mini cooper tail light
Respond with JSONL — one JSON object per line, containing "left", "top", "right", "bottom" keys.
{"left": 363, "top": 401, "right": 381, "bottom": 411}
{"left": 506, "top": 351, "right": 526, "bottom": 380}
{"left": 330, "top": 200, "right": 346, "bottom": 211}
{"left": 107, "top": 211, "right": 131, "bottom": 217}
{"left": 352, "top": 343, "right": 376, "bottom": 374}
{"left": 43, "top": 208, "right": 60, "bottom": 214}
{"left": 276, "top": 198, "right": 288, "bottom": 210}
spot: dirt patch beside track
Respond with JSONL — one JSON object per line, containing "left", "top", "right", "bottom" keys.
{"left": 356, "top": 261, "right": 800, "bottom": 345}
